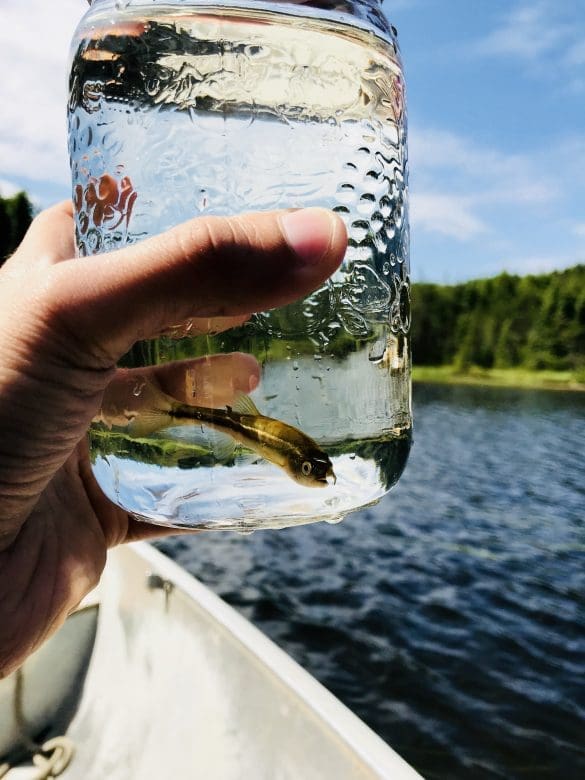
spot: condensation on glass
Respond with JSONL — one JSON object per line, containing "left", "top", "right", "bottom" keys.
{"left": 68, "top": 0, "right": 412, "bottom": 530}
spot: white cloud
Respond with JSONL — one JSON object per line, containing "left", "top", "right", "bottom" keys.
{"left": 473, "top": 0, "right": 585, "bottom": 95}
{"left": 499, "top": 253, "right": 583, "bottom": 276}
{"left": 0, "top": 0, "right": 82, "bottom": 188}
{"left": 411, "top": 193, "right": 487, "bottom": 241}
{"left": 410, "top": 128, "right": 558, "bottom": 205}
{"left": 475, "top": 2, "right": 570, "bottom": 61}
{"left": 572, "top": 223, "right": 585, "bottom": 238}
{"left": 565, "top": 39, "right": 585, "bottom": 67}
{"left": 408, "top": 127, "right": 562, "bottom": 244}
{"left": 0, "top": 178, "right": 21, "bottom": 197}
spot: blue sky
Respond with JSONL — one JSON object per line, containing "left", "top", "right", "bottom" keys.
{"left": 0, "top": 0, "right": 584, "bottom": 282}
{"left": 388, "top": 0, "right": 585, "bottom": 281}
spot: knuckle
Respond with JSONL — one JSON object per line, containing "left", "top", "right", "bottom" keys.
{"left": 195, "top": 216, "right": 241, "bottom": 258}
{"left": 188, "top": 215, "right": 262, "bottom": 263}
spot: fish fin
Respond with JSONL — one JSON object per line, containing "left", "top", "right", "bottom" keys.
{"left": 206, "top": 429, "right": 236, "bottom": 462}
{"left": 127, "top": 408, "right": 173, "bottom": 438}
{"left": 231, "top": 393, "right": 262, "bottom": 416}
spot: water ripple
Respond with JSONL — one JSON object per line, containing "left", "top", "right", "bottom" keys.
{"left": 156, "top": 384, "right": 585, "bottom": 779}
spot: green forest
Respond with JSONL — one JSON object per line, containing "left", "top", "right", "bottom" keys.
{"left": 0, "top": 191, "right": 33, "bottom": 263}
{"left": 410, "top": 266, "right": 585, "bottom": 380}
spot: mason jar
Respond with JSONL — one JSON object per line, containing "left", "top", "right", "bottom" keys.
{"left": 67, "top": 0, "right": 412, "bottom": 531}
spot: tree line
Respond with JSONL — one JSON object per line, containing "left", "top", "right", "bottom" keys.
{"left": 0, "top": 191, "right": 34, "bottom": 263}
{"left": 411, "top": 265, "right": 585, "bottom": 372}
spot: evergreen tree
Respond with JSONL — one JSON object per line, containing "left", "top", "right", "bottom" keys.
{"left": 494, "top": 318, "right": 520, "bottom": 368}
{"left": 9, "top": 192, "right": 33, "bottom": 248}
{"left": 410, "top": 265, "right": 584, "bottom": 372}
{"left": 0, "top": 199, "right": 12, "bottom": 264}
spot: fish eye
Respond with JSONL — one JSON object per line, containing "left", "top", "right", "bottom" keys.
{"left": 301, "top": 461, "right": 313, "bottom": 476}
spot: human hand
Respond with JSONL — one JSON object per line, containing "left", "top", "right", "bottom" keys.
{"left": 0, "top": 202, "right": 346, "bottom": 676}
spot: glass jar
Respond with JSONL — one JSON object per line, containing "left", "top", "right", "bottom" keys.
{"left": 67, "top": 0, "right": 412, "bottom": 531}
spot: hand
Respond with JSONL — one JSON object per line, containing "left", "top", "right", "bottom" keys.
{"left": 0, "top": 202, "right": 346, "bottom": 676}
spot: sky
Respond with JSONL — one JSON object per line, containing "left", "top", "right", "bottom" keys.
{"left": 0, "top": 0, "right": 584, "bottom": 282}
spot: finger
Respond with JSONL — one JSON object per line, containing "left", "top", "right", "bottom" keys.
{"left": 154, "top": 353, "right": 260, "bottom": 405}
{"left": 7, "top": 200, "right": 75, "bottom": 268}
{"left": 95, "top": 354, "right": 260, "bottom": 428}
{"left": 44, "top": 208, "right": 347, "bottom": 366}
{"left": 161, "top": 314, "right": 250, "bottom": 338}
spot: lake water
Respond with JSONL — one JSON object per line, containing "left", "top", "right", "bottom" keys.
{"left": 156, "top": 383, "right": 585, "bottom": 779}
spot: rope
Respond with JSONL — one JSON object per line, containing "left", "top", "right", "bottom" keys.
{"left": 0, "top": 668, "right": 75, "bottom": 779}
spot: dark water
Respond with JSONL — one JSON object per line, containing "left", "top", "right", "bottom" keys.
{"left": 156, "top": 383, "right": 585, "bottom": 779}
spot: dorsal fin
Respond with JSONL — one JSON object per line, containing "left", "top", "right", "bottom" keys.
{"left": 231, "top": 394, "right": 261, "bottom": 416}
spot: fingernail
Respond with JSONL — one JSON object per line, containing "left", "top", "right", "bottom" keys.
{"left": 280, "top": 208, "right": 340, "bottom": 266}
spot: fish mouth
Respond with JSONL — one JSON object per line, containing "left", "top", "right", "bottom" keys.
{"left": 313, "top": 470, "right": 335, "bottom": 487}
{"left": 325, "top": 466, "right": 337, "bottom": 485}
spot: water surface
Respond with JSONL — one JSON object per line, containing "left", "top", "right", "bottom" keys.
{"left": 157, "top": 383, "right": 585, "bottom": 778}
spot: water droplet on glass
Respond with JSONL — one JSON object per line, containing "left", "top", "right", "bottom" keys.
{"left": 350, "top": 220, "right": 370, "bottom": 243}
{"left": 372, "top": 213, "right": 384, "bottom": 232}
{"left": 368, "top": 336, "right": 387, "bottom": 363}
{"left": 197, "top": 189, "right": 208, "bottom": 211}
{"left": 336, "top": 182, "right": 357, "bottom": 205}
{"left": 382, "top": 261, "right": 390, "bottom": 274}
{"left": 292, "top": 361, "right": 299, "bottom": 371}
{"left": 379, "top": 195, "right": 392, "bottom": 218}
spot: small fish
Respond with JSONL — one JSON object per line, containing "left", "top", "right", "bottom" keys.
{"left": 125, "top": 383, "right": 336, "bottom": 488}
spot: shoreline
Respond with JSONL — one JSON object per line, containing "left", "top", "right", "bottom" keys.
{"left": 412, "top": 365, "right": 585, "bottom": 393}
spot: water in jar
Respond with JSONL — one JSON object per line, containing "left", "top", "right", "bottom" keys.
{"left": 68, "top": 3, "right": 412, "bottom": 530}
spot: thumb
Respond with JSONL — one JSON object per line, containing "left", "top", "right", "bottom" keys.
{"left": 44, "top": 208, "right": 347, "bottom": 366}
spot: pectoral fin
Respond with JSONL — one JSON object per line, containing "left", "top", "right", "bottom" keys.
{"left": 127, "top": 408, "right": 173, "bottom": 438}
{"left": 205, "top": 429, "right": 237, "bottom": 463}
